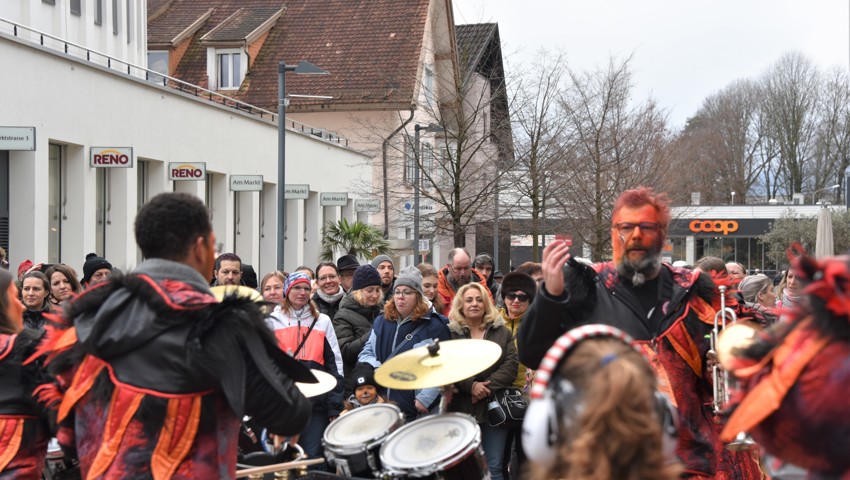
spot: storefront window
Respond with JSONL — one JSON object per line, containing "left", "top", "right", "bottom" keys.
{"left": 48, "top": 144, "right": 63, "bottom": 263}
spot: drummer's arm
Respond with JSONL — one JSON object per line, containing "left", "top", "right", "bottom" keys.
{"left": 244, "top": 356, "right": 311, "bottom": 437}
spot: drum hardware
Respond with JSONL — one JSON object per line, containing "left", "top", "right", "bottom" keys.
{"left": 323, "top": 403, "right": 404, "bottom": 478}
{"left": 235, "top": 458, "right": 324, "bottom": 479}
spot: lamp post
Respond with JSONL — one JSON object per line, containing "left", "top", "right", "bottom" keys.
{"left": 731, "top": 191, "right": 735, "bottom": 205}
{"left": 413, "top": 123, "right": 444, "bottom": 263}
{"left": 278, "top": 60, "right": 328, "bottom": 271}
{"left": 812, "top": 183, "right": 840, "bottom": 204}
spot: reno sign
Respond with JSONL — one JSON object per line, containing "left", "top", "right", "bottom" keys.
{"left": 168, "top": 162, "right": 206, "bottom": 181}
{"left": 90, "top": 147, "right": 133, "bottom": 168}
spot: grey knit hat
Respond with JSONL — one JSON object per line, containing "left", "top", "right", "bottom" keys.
{"left": 370, "top": 254, "right": 394, "bottom": 270}
{"left": 394, "top": 265, "right": 424, "bottom": 298}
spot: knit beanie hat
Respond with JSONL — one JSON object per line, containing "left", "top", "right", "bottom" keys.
{"left": 284, "top": 271, "right": 312, "bottom": 296}
{"left": 352, "top": 265, "right": 382, "bottom": 291}
{"left": 350, "top": 363, "right": 378, "bottom": 391}
{"left": 394, "top": 265, "right": 424, "bottom": 298}
{"left": 82, "top": 253, "right": 113, "bottom": 284}
{"left": 370, "top": 254, "right": 394, "bottom": 270}
{"left": 500, "top": 271, "right": 536, "bottom": 302}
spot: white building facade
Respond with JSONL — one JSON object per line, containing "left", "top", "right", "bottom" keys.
{"left": 0, "top": 3, "right": 371, "bottom": 276}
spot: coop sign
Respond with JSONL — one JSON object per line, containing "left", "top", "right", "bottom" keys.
{"left": 168, "top": 162, "right": 206, "bottom": 181}
{"left": 689, "top": 219, "right": 739, "bottom": 235}
{"left": 90, "top": 147, "right": 133, "bottom": 168}
{"left": 230, "top": 175, "right": 263, "bottom": 191}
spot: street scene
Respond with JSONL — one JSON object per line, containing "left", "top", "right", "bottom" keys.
{"left": 1, "top": 1, "right": 849, "bottom": 479}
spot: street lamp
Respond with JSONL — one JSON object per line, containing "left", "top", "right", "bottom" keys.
{"left": 278, "top": 60, "right": 328, "bottom": 271}
{"left": 413, "top": 123, "right": 444, "bottom": 263}
{"left": 730, "top": 191, "right": 735, "bottom": 205}
{"left": 812, "top": 183, "right": 840, "bottom": 204}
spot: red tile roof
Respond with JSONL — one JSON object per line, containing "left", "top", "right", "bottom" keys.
{"left": 201, "top": 7, "right": 283, "bottom": 43}
{"left": 153, "top": 0, "right": 431, "bottom": 111}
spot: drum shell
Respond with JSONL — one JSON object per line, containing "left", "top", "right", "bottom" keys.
{"left": 322, "top": 403, "right": 404, "bottom": 477}
{"left": 379, "top": 413, "right": 488, "bottom": 480}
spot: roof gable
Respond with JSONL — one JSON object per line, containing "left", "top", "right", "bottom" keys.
{"left": 201, "top": 6, "right": 284, "bottom": 45}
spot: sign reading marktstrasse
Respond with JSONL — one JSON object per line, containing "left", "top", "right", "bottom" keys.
{"left": 230, "top": 175, "right": 263, "bottom": 191}
{"left": 168, "top": 162, "right": 206, "bottom": 181}
{"left": 0, "top": 127, "right": 36, "bottom": 150}
{"left": 355, "top": 198, "right": 380, "bottom": 213}
{"left": 321, "top": 192, "right": 349, "bottom": 206}
{"left": 90, "top": 147, "right": 133, "bottom": 168}
{"left": 285, "top": 184, "right": 310, "bottom": 199}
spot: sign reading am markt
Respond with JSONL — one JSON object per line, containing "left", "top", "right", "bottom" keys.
{"left": 0, "top": 127, "right": 35, "bottom": 150}
{"left": 230, "top": 175, "right": 263, "bottom": 191}
{"left": 355, "top": 198, "right": 380, "bottom": 212}
{"left": 321, "top": 192, "right": 348, "bottom": 206}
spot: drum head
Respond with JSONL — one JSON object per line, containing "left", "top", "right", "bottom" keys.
{"left": 380, "top": 413, "right": 478, "bottom": 471}
{"left": 324, "top": 403, "right": 403, "bottom": 448}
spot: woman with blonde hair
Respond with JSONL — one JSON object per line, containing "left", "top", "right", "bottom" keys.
{"left": 523, "top": 325, "right": 680, "bottom": 480}
{"left": 260, "top": 271, "right": 287, "bottom": 304}
{"left": 448, "top": 282, "right": 518, "bottom": 480}
{"left": 358, "top": 266, "right": 450, "bottom": 422}
{"left": 416, "top": 263, "right": 445, "bottom": 313}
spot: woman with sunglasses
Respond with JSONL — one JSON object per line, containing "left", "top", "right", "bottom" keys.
{"left": 497, "top": 271, "right": 537, "bottom": 478}
{"left": 358, "top": 266, "right": 451, "bottom": 422}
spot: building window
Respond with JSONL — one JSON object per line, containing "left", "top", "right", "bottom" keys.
{"left": 126, "top": 0, "right": 132, "bottom": 44}
{"left": 439, "top": 145, "right": 453, "bottom": 190}
{"left": 95, "top": 168, "right": 107, "bottom": 257}
{"left": 423, "top": 66, "right": 436, "bottom": 108}
{"left": 42, "top": 0, "right": 55, "bottom": 5}
{"left": 217, "top": 50, "right": 242, "bottom": 90}
{"left": 404, "top": 136, "right": 415, "bottom": 185}
{"left": 421, "top": 143, "right": 434, "bottom": 189}
{"left": 71, "top": 0, "right": 81, "bottom": 15}
{"left": 112, "top": 0, "right": 119, "bottom": 35}
{"left": 95, "top": 0, "right": 103, "bottom": 25}
{"left": 48, "top": 144, "right": 64, "bottom": 263}
{"left": 147, "top": 50, "right": 168, "bottom": 83}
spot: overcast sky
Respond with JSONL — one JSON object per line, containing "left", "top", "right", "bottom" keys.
{"left": 453, "top": 0, "right": 850, "bottom": 129}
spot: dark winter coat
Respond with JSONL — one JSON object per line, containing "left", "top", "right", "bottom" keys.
{"left": 518, "top": 261, "right": 762, "bottom": 479}
{"left": 447, "top": 316, "right": 518, "bottom": 424}
{"left": 332, "top": 293, "right": 381, "bottom": 392}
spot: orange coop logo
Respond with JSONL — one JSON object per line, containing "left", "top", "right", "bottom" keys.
{"left": 689, "top": 220, "right": 739, "bottom": 235}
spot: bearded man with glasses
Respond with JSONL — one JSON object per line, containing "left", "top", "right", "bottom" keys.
{"left": 517, "top": 187, "right": 762, "bottom": 479}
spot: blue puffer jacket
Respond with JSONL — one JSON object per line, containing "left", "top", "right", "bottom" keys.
{"left": 358, "top": 310, "right": 450, "bottom": 420}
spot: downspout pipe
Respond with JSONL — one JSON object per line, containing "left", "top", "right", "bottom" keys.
{"left": 382, "top": 108, "right": 415, "bottom": 238}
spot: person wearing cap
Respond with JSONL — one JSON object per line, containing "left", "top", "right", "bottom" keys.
{"left": 473, "top": 253, "right": 500, "bottom": 299}
{"left": 370, "top": 254, "right": 396, "bottom": 303}
{"left": 81, "top": 253, "right": 113, "bottom": 288}
{"left": 336, "top": 254, "right": 360, "bottom": 292}
{"left": 493, "top": 270, "right": 505, "bottom": 285}
{"left": 267, "top": 271, "right": 345, "bottom": 470}
{"left": 497, "top": 271, "right": 537, "bottom": 477}
{"left": 341, "top": 363, "right": 387, "bottom": 414}
{"left": 332, "top": 265, "right": 384, "bottom": 394}
{"left": 358, "top": 266, "right": 450, "bottom": 422}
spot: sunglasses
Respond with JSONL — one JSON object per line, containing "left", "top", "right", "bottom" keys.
{"left": 505, "top": 292, "right": 529, "bottom": 303}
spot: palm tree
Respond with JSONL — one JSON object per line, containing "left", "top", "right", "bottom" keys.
{"left": 320, "top": 219, "right": 390, "bottom": 261}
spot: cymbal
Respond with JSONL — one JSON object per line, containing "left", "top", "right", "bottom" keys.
{"left": 210, "top": 285, "right": 264, "bottom": 303}
{"left": 717, "top": 322, "right": 761, "bottom": 372}
{"left": 296, "top": 369, "right": 337, "bottom": 398}
{"left": 375, "top": 339, "right": 502, "bottom": 390}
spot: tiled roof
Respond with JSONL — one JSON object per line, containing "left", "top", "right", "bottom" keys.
{"left": 148, "top": 2, "right": 212, "bottom": 46}
{"left": 456, "top": 23, "right": 496, "bottom": 83}
{"left": 201, "top": 7, "right": 283, "bottom": 43}
{"left": 155, "top": 0, "right": 431, "bottom": 110}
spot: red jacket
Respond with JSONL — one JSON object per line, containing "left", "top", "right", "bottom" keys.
{"left": 436, "top": 267, "right": 493, "bottom": 316}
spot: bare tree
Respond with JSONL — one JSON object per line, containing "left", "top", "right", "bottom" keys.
{"left": 813, "top": 66, "right": 850, "bottom": 202}
{"left": 507, "top": 49, "right": 571, "bottom": 261}
{"left": 759, "top": 51, "right": 820, "bottom": 197}
{"left": 554, "top": 55, "right": 671, "bottom": 260}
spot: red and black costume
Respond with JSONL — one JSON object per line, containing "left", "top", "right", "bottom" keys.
{"left": 0, "top": 328, "right": 49, "bottom": 479}
{"left": 722, "top": 254, "right": 850, "bottom": 480}
{"left": 32, "top": 259, "right": 313, "bottom": 479}
{"left": 518, "top": 260, "right": 763, "bottom": 479}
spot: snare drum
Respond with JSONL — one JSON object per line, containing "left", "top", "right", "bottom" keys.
{"left": 323, "top": 403, "right": 404, "bottom": 478}
{"left": 379, "top": 413, "right": 489, "bottom": 479}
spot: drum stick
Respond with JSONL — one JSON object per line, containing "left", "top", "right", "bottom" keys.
{"left": 235, "top": 458, "right": 324, "bottom": 478}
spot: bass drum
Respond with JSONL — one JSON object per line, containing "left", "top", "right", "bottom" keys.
{"left": 323, "top": 403, "right": 404, "bottom": 478}
{"left": 379, "top": 413, "right": 489, "bottom": 480}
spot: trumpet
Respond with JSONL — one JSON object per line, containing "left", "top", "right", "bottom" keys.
{"left": 710, "top": 285, "right": 757, "bottom": 451}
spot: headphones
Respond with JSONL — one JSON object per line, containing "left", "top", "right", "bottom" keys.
{"left": 522, "top": 324, "right": 679, "bottom": 468}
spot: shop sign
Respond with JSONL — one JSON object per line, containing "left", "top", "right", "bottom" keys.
{"left": 230, "top": 175, "right": 263, "bottom": 191}
{"left": 168, "top": 162, "right": 205, "bottom": 181}
{"left": 90, "top": 147, "right": 133, "bottom": 168}
{"left": 355, "top": 198, "right": 380, "bottom": 213}
{"left": 402, "top": 199, "right": 436, "bottom": 215}
{"left": 285, "top": 184, "right": 310, "bottom": 199}
{"left": 0, "top": 127, "right": 35, "bottom": 150}
{"left": 321, "top": 192, "right": 349, "bottom": 206}
{"left": 689, "top": 220, "right": 739, "bottom": 235}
